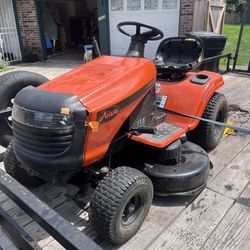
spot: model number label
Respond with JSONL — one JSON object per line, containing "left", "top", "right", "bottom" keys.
{"left": 156, "top": 95, "right": 168, "bottom": 109}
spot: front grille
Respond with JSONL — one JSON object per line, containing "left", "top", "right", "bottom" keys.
{"left": 12, "top": 105, "right": 74, "bottom": 156}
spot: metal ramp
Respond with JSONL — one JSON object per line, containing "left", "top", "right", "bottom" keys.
{"left": 0, "top": 168, "right": 102, "bottom": 250}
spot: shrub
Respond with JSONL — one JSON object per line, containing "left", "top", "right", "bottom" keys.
{"left": 0, "top": 58, "right": 10, "bottom": 72}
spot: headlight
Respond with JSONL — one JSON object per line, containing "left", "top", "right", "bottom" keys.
{"left": 12, "top": 104, "right": 74, "bottom": 129}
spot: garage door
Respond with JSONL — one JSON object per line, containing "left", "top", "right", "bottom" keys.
{"left": 109, "top": 0, "right": 180, "bottom": 58}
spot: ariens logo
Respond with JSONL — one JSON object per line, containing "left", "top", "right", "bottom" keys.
{"left": 97, "top": 105, "right": 120, "bottom": 123}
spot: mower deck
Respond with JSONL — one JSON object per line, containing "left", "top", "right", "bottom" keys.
{"left": 143, "top": 141, "right": 210, "bottom": 196}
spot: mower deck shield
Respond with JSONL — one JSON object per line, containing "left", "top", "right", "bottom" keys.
{"left": 143, "top": 141, "right": 210, "bottom": 196}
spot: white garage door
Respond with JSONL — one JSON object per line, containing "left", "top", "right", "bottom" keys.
{"left": 109, "top": 0, "right": 180, "bottom": 58}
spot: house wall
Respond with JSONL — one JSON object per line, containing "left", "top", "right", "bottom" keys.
{"left": 15, "top": 0, "right": 43, "bottom": 59}
{"left": 13, "top": 0, "right": 213, "bottom": 60}
{"left": 179, "top": 0, "right": 195, "bottom": 35}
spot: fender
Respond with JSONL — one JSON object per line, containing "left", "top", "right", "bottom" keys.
{"left": 157, "top": 71, "right": 224, "bottom": 131}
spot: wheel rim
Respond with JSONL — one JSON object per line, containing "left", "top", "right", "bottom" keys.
{"left": 121, "top": 194, "right": 144, "bottom": 227}
{"left": 214, "top": 110, "right": 224, "bottom": 137}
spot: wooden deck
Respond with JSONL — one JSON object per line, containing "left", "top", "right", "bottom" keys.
{"left": 0, "top": 61, "right": 250, "bottom": 249}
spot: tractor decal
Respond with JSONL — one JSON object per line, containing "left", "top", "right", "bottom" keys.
{"left": 97, "top": 105, "right": 120, "bottom": 123}
{"left": 96, "top": 79, "right": 155, "bottom": 123}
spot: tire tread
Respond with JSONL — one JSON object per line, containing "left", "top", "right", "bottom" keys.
{"left": 90, "top": 167, "right": 153, "bottom": 245}
{"left": 4, "top": 141, "right": 43, "bottom": 187}
{"left": 187, "top": 92, "right": 228, "bottom": 150}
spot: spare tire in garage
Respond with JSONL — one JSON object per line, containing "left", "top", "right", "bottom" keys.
{"left": 0, "top": 71, "right": 49, "bottom": 147}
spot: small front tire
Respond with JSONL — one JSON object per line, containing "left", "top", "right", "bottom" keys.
{"left": 89, "top": 167, "right": 153, "bottom": 245}
{"left": 0, "top": 71, "right": 49, "bottom": 147}
{"left": 4, "top": 141, "right": 44, "bottom": 187}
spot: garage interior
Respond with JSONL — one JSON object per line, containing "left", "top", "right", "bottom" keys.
{"left": 40, "top": 0, "right": 99, "bottom": 61}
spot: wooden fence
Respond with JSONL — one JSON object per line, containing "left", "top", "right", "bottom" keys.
{"left": 193, "top": 0, "right": 226, "bottom": 34}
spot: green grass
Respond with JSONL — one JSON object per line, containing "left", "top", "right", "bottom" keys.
{"left": 0, "top": 58, "right": 10, "bottom": 72}
{"left": 222, "top": 24, "right": 250, "bottom": 66}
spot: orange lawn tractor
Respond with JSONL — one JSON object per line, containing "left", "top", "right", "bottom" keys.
{"left": 0, "top": 22, "right": 228, "bottom": 245}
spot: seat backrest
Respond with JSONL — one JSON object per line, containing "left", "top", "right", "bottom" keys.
{"left": 180, "top": 40, "right": 200, "bottom": 64}
{"left": 153, "top": 37, "right": 203, "bottom": 73}
{"left": 165, "top": 42, "right": 181, "bottom": 64}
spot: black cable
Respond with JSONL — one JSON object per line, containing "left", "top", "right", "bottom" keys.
{"left": 160, "top": 108, "right": 250, "bottom": 134}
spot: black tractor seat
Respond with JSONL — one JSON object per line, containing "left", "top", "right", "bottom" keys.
{"left": 153, "top": 37, "right": 204, "bottom": 76}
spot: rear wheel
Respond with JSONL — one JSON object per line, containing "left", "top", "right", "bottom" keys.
{"left": 89, "top": 167, "right": 153, "bottom": 245}
{"left": 4, "top": 141, "right": 44, "bottom": 187}
{"left": 0, "top": 71, "right": 49, "bottom": 147}
{"left": 187, "top": 92, "right": 228, "bottom": 151}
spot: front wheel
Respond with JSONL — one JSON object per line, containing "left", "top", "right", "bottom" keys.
{"left": 4, "top": 141, "right": 44, "bottom": 187}
{"left": 187, "top": 92, "right": 228, "bottom": 151}
{"left": 0, "top": 71, "right": 49, "bottom": 147}
{"left": 89, "top": 167, "right": 153, "bottom": 245}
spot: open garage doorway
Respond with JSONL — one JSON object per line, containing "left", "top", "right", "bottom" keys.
{"left": 38, "top": 0, "right": 109, "bottom": 62}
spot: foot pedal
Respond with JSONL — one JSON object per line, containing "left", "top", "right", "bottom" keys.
{"left": 130, "top": 122, "right": 186, "bottom": 147}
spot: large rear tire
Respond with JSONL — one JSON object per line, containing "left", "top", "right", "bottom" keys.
{"left": 89, "top": 167, "right": 153, "bottom": 245}
{"left": 4, "top": 141, "right": 44, "bottom": 187}
{"left": 0, "top": 71, "right": 49, "bottom": 147}
{"left": 187, "top": 92, "right": 228, "bottom": 151}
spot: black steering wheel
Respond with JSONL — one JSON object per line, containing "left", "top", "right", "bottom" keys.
{"left": 117, "top": 22, "right": 164, "bottom": 41}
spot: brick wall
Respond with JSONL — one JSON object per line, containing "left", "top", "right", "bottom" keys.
{"left": 179, "top": 0, "right": 195, "bottom": 35}
{"left": 15, "top": 0, "right": 43, "bottom": 59}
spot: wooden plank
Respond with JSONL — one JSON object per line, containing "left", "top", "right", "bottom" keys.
{"left": 0, "top": 190, "right": 9, "bottom": 205}
{"left": 208, "top": 143, "right": 250, "bottom": 199}
{"left": 44, "top": 194, "right": 195, "bottom": 249}
{"left": 42, "top": 208, "right": 97, "bottom": 250}
{"left": 193, "top": 0, "right": 207, "bottom": 31}
{"left": 206, "top": 1, "right": 211, "bottom": 31}
{"left": 0, "top": 162, "right": 4, "bottom": 170}
{"left": 26, "top": 200, "right": 88, "bottom": 248}
{"left": 1, "top": 188, "right": 83, "bottom": 250}
{"left": 208, "top": 135, "right": 250, "bottom": 182}
{"left": 209, "top": 2, "right": 226, "bottom": 8}
{"left": 209, "top": 7, "right": 215, "bottom": 32}
{"left": 1, "top": 183, "right": 79, "bottom": 228}
{"left": 33, "top": 187, "right": 95, "bottom": 249}
{"left": 206, "top": 1, "right": 226, "bottom": 33}
{"left": 208, "top": 168, "right": 249, "bottom": 199}
{"left": 237, "top": 184, "right": 250, "bottom": 207}
{"left": 221, "top": 73, "right": 250, "bottom": 110}
{"left": 0, "top": 226, "right": 18, "bottom": 250}
{"left": 220, "top": 6, "right": 226, "bottom": 34}
{"left": 201, "top": 185, "right": 250, "bottom": 250}
{"left": 117, "top": 196, "right": 195, "bottom": 250}
{"left": 147, "top": 189, "right": 234, "bottom": 250}
{"left": 214, "top": 6, "right": 225, "bottom": 33}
